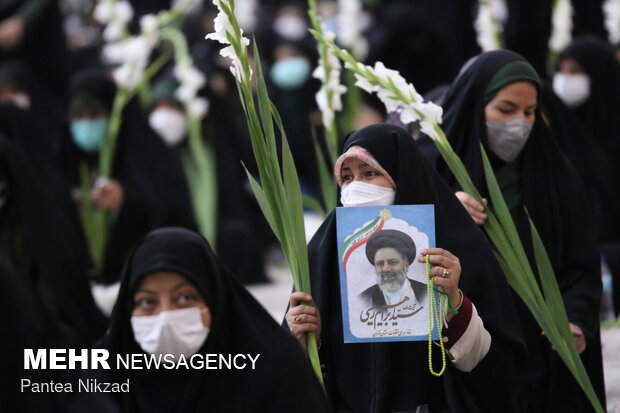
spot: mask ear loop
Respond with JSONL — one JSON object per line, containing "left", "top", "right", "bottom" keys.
{"left": 426, "top": 254, "right": 447, "bottom": 377}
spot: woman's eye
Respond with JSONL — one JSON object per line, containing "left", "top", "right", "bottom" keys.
{"left": 136, "top": 297, "right": 156, "bottom": 309}
{"left": 364, "top": 171, "right": 378, "bottom": 178}
{"left": 498, "top": 107, "right": 512, "bottom": 114}
{"left": 342, "top": 174, "right": 352, "bottom": 182}
{"left": 178, "top": 294, "right": 197, "bottom": 305}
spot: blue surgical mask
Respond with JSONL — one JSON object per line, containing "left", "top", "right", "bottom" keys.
{"left": 270, "top": 57, "right": 310, "bottom": 90}
{"left": 70, "top": 118, "right": 109, "bottom": 153}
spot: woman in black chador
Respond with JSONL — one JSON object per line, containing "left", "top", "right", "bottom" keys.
{"left": 102, "top": 227, "right": 329, "bottom": 412}
{"left": 429, "top": 49, "right": 605, "bottom": 412}
{"left": 0, "top": 102, "right": 106, "bottom": 346}
{"left": 555, "top": 35, "right": 620, "bottom": 317}
{"left": 286, "top": 124, "right": 528, "bottom": 412}
{"left": 60, "top": 69, "right": 196, "bottom": 286}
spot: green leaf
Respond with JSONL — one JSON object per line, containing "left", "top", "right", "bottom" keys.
{"left": 311, "top": 129, "right": 336, "bottom": 214}
{"left": 479, "top": 144, "right": 532, "bottom": 274}
{"left": 303, "top": 194, "right": 326, "bottom": 216}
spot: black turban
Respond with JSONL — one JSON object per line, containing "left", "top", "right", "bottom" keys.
{"left": 365, "top": 229, "right": 416, "bottom": 265}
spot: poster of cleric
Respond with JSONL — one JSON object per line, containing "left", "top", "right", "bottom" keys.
{"left": 335, "top": 205, "right": 440, "bottom": 343}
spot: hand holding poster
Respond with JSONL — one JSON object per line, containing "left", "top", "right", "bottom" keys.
{"left": 336, "top": 205, "right": 441, "bottom": 343}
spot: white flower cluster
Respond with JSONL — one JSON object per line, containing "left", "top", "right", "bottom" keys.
{"left": 101, "top": 11, "right": 160, "bottom": 91}
{"left": 337, "top": 0, "right": 367, "bottom": 59}
{"left": 205, "top": 0, "right": 252, "bottom": 82}
{"left": 474, "top": 0, "right": 502, "bottom": 52}
{"left": 313, "top": 32, "right": 348, "bottom": 129}
{"left": 350, "top": 61, "right": 443, "bottom": 140}
{"left": 549, "top": 0, "right": 573, "bottom": 52}
{"left": 94, "top": 0, "right": 133, "bottom": 42}
{"left": 174, "top": 65, "right": 209, "bottom": 118}
{"left": 604, "top": 0, "right": 620, "bottom": 44}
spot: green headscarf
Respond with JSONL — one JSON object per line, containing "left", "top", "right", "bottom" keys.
{"left": 483, "top": 60, "right": 541, "bottom": 104}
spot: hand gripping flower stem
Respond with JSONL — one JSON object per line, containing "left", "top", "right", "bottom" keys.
{"left": 206, "top": 0, "right": 324, "bottom": 388}
{"left": 312, "top": 31, "right": 604, "bottom": 412}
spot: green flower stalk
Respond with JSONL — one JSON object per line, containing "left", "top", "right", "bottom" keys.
{"left": 312, "top": 31, "right": 604, "bottom": 413}
{"left": 84, "top": 0, "right": 191, "bottom": 274}
{"left": 306, "top": 0, "right": 346, "bottom": 214}
{"left": 160, "top": 27, "right": 218, "bottom": 247}
{"left": 205, "top": 0, "right": 324, "bottom": 388}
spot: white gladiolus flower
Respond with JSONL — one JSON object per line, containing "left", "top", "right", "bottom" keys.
{"left": 103, "top": 21, "right": 125, "bottom": 42}
{"left": 101, "top": 41, "right": 126, "bottom": 64}
{"left": 338, "top": 0, "right": 366, "bottom": 58}
{"left": 353, "top": 73, "right": 376, "bottom": 94}
{"left": 112, "top": 61, "right": 145, "bottom": 90}
{"left": 174, "top": 62, "right": 208, "bottom": 116}
{"left": 603, "top": 0, "right": 620, "bottom": 44}
{"left": 175, "top": 84, "right": 196, "bottom": 104}
{"left": 549, "top": 0, "right": 573, "bottom": 52}
{"left": 313, "top": 40, "right": 347, "bottom": 128}
{"left": 315, "top": 83, "right": 347, "bottom": 128}
{"left": 205, "top": 0, "right": 252, "bottom": 82}
{"left": 103, "top": 35, "right": 151, "bottom": 91}
{"left": 95, "top": 1, "right": 133, "bottom": 25}
{"left": 415, "top": 102, "right": 443, "bottom": 141}
{"left": 187, "top": 97, "right": 210, "bottom": 118}
{"left": 312, "top": 44, "right": 347, "bottom": 128}
{"left": 140, "top": 14, "right": 159, "bottom": 48}
{"left": 103, "top": 36, "right": 150, "bottom": 65}
{"left": 114, "top": 1, "right": 133, "bottom": 23}
{"left": 93, "top": 2, "right": 115, "bottom": 24}
{"left": 206, "top": 6, "right": 235, "bottom": 44}
{"left": 174, "top": 65, "right": 206, "bottom": 91}
{"left": 346, "top": 58, "right": 443, "bottom": 138}
{"left": 475, "top": 0, "right": 502, "bottom": 51}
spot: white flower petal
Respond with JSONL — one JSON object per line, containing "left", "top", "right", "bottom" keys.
{"left": 399, "top": 106, "right": 419, "bottom": 124}
{"left": 140, "top": 14, "right": 159, "bottom": 48}
{"left": 114, "top": 1, "right": 134, "bottom": 24}
{"left": 94, "top": 2, "right": 114, "bottom": 24}
{"left": 113, "top": 62, "right": 144, "bottom": 90}
{"left": 475, "top": 1, "right": 502, "bottom": 52}
{"left": 604, "top": 0, "right": 620, "bottom": 44}
{"left": 103, "top": 21, "right": 125, "bottom": 42}
{"left": 354, "top": 73, "right": 376, "bottom": 94}
{"left": 175, "top": 84, "right": 196, "bottom": 103}
{"left": 187, "top": 97, "right": 209, "bottom": 118}
{"left": 205, "top": 0, "right": 252, "bottom": 82}
{"left": 549, "top": 0, "right": 573, "bottom": 52}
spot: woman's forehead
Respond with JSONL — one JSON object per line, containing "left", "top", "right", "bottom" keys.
{"left": 135, "top": 271, "right": 193, "bottom": 291}
{"left": 341, "top": 157, "right": 370, "bottom": 169}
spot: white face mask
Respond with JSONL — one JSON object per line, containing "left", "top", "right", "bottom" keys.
{"left": 486, "top": 119, "right": 533, "bottom": 163}
{"left": 273, "top": 15, "right": 307, "bottom": 40}
{"left": 131, "top": 307, "right": 209, "bottom": 358}
{"left": 340, "top": 181, "right": 395, "bottom": 207}
{"left": 553, "top": 73, "right": 591, "bottom": 108}
{"left": 149, "top": 107, "right": 188, "bottom": 146}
